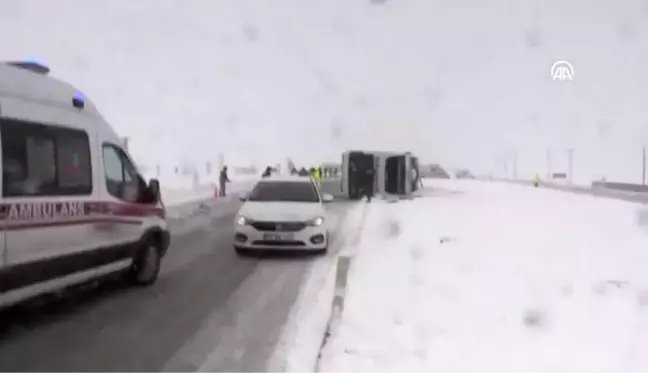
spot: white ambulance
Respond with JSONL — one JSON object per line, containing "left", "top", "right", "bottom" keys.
{"left": 0, "top": 60, "right": 169, "bottom": 308}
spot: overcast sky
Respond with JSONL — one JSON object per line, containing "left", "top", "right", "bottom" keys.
{"left": 1, "top": 0, "right": 648, "bottom": 182}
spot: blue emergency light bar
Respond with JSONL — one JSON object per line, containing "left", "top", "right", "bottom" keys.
{"left": 5, "top": 56, "right": 86, "bottom": 109}
{"left": 5, "top": 55, "right": 50, "bottom": 75}
{"left": 72, "top": 90, "right": 85, "bottom": 109}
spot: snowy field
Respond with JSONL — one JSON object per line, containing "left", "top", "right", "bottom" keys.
{"left": 281, "top": 179, "right": 648, "bottom": 371}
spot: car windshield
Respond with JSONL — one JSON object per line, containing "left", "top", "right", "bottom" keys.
{"left": 247, "top": 181, "right": 319, "bottom": 203}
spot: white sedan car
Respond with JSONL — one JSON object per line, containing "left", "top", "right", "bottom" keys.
{"left": 233, "top": 175, "right": 334, "bottom": 255}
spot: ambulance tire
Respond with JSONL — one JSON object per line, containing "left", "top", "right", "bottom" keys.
{"left": 128, "top": 239, "right": 162, "bottom": 286}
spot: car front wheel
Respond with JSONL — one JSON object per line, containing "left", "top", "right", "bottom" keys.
{"left": 129, "top": 241, "right": 162, "bottom": 286}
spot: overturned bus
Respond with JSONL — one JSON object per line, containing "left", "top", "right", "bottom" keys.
{"left": 341, "top": 150, "right": 420, "bottom": 200}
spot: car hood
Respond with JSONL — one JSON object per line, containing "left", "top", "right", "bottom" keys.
{"left": 238, "top": 201, "right": 324, "bottom": 221}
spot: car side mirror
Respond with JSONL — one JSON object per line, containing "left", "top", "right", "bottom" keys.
{"left": 238, "top": 192, "right": 249, "bottom": 202}
{"left": 322, "top": 193, "right": 334, "bottom": 203}
{"left": 149, "top": 178, "right": 161, "bottom": 203}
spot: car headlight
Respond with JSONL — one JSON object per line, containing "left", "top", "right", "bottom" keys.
{"left": 307, "top": 216, "right": 325, "bottom": 227}
{"left": 236, "top": 215, "right": 251, "bottom": 225}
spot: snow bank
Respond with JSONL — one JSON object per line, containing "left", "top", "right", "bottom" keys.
{"left": 318, "top": 179, "right": 648, "bottom": 371}
{"left": 267, "top": 202, "right": 370, "bottom": 372}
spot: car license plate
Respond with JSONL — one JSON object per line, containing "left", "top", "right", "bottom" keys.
{"left": 263, "top": 233, "right": 293, "bottom": 241}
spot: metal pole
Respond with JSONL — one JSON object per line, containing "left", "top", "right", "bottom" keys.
{"left": 642, "top": 146, "right": 646, "bottom": 185}
{"left": 546, "top": 149, "right": 552, "bottom": 180}
{"left": 512, "top": 150, "right": 518, "bottom": 180}
{"left": 567, "top": 148, "right": 574, "bottom": 184}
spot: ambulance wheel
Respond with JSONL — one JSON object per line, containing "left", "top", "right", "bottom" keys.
{"left": 129, "top": 240, "right": 161, "bottom": 286}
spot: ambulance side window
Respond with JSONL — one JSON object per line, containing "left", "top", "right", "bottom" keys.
{"left": 102, "top": 144, "right": 139, "bottom": 203}
{"left": 1, "top": 118, "right": 92, "bottom": 197}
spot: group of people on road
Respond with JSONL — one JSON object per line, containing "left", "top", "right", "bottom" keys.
{"left": 214, "top": 163, "right": 327, "bottom": 198}
{"left": 284, "top": 165, "right": 322, "bottom": 184}
{"left": 258, "top": 164, "right": 325, "bottom": 181}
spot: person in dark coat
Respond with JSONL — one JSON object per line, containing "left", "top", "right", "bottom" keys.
{"left": 262, "top": 166, "right": 272, "bottom": 178}
{"left": 219, "top": 166, "right": 230, "bottom": 197}
{"left": 348, "top": 160, "right": 358, "bottom": 199}
{"left": 362, "top": 166, "right": 375, "bottom": 202}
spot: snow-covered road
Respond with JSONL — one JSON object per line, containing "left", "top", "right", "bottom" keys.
{"left": 0, "top": 196, "right": 357, "bottom": 372}
{"left": 283, "top": 179, "right": 648, "bottom": 372}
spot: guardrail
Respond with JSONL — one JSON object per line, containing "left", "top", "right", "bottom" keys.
{"left": 163, "top": 180, "right": 258, "bottom": 226}
{"left": 590, "top": 181, "right": 648, "bottom": 193}
{"left": 491, "top": 178, "right": 648, "bottom": 205}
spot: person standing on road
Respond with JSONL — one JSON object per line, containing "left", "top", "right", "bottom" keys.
{"left": 310, "top": 166, "right": 321, "bottom": 185}
{"left": 362, "top": 166, "right": 375, "bottom": 202}
{"left": 219, "top": 166, "right": 230, "bottom": 197}
{"left": 262, "top": 166, "right": 272, "bottom": 178}
{"left": 349, "top": 160, "right": 358, "bottom": 199}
